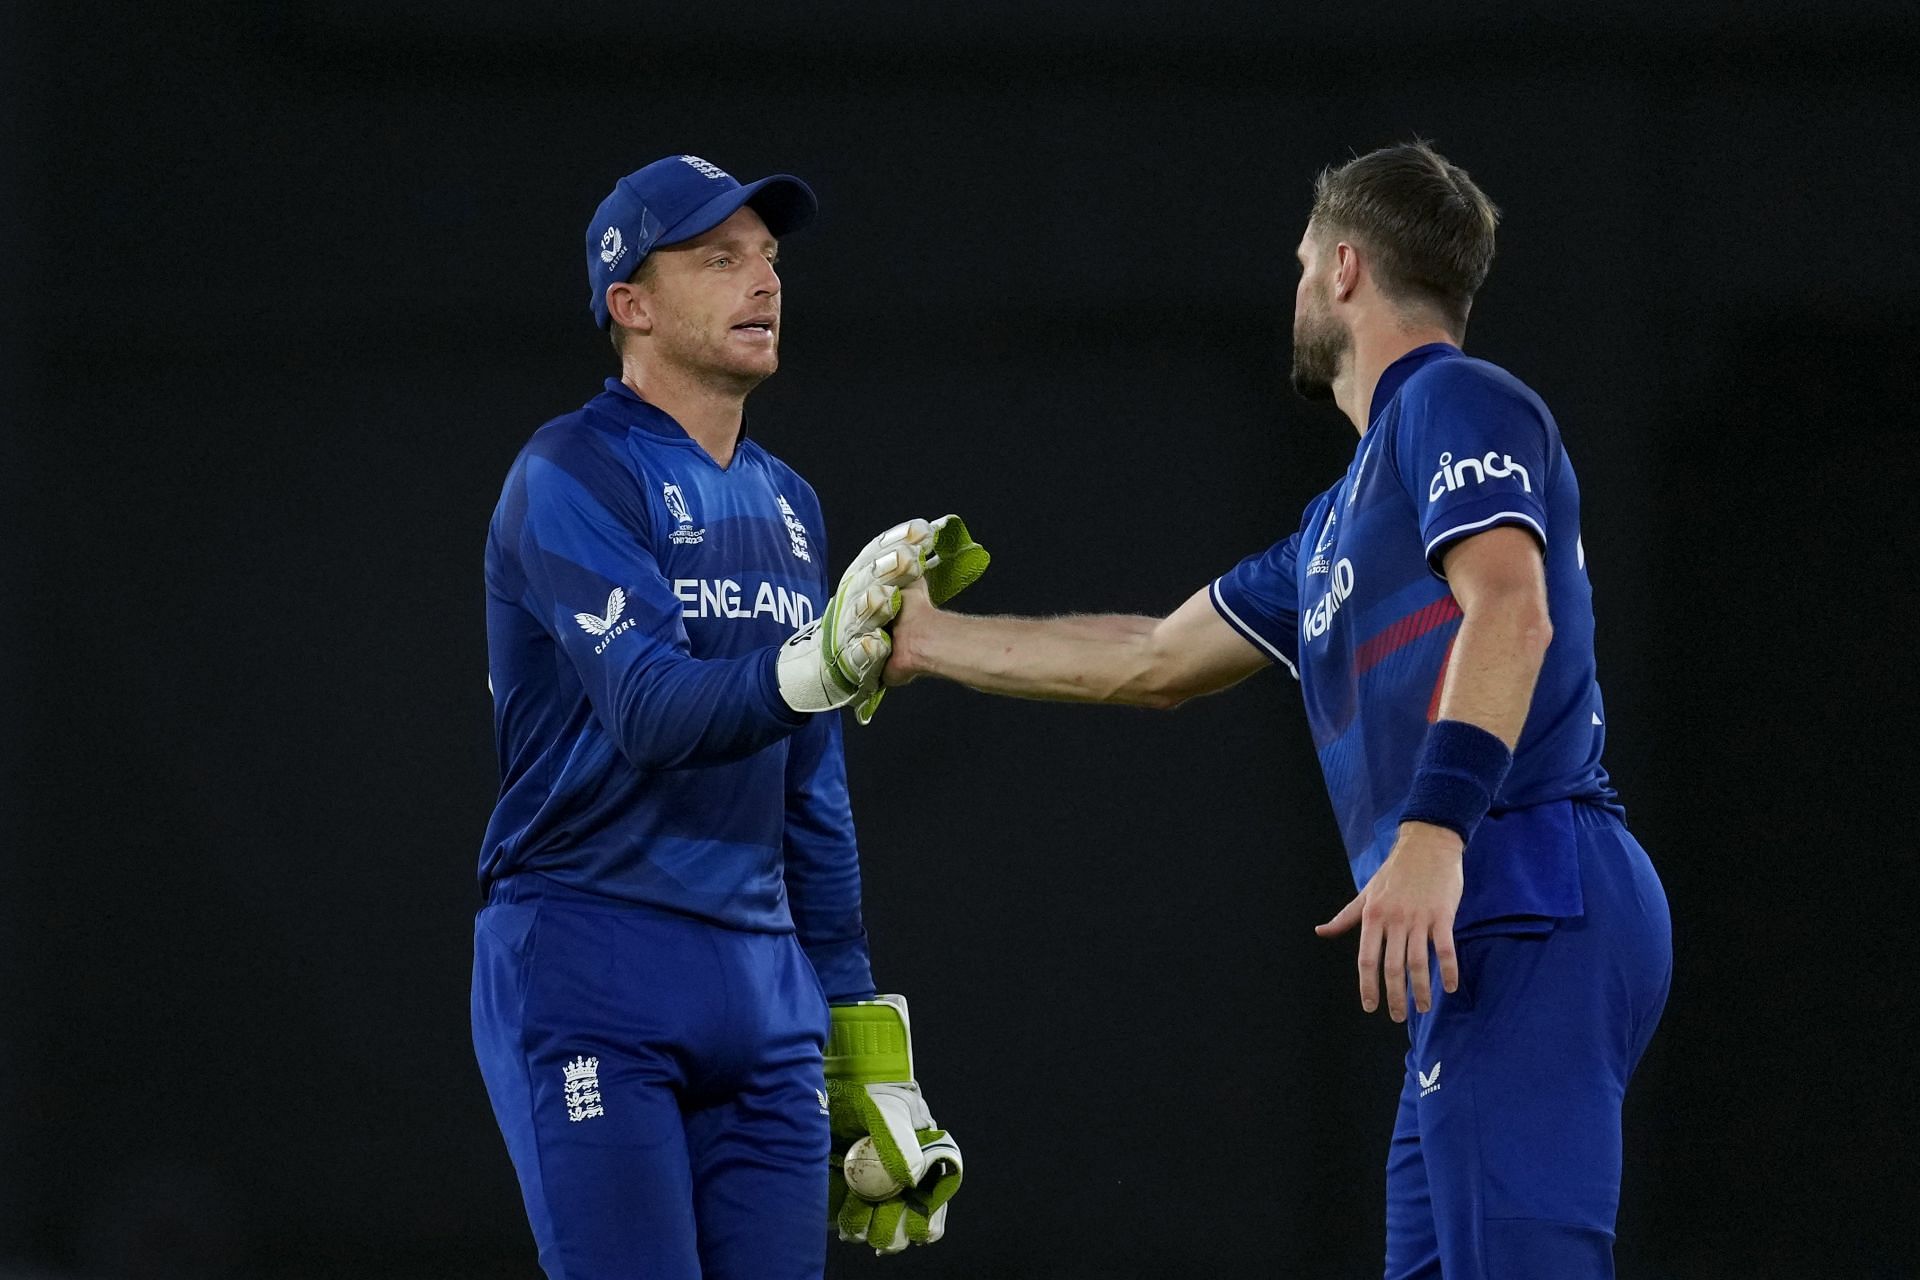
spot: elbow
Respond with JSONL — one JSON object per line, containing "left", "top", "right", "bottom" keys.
{"left": 617, "top": 734, "right": 683, "bottom": 773}
{"left": 1130, "top": 656, "right": 1200, "bottom": 711}
{"left": 1123, "top": 629, "right": 1217, "bottom": 710}
{"left": 1136, "top": 686, "right": 1189, "bottom": 712}
{"left": 1523, "top": 606, "right": 1554, "bottom": 657}
{"left": 1460, "top": 584, "right": 1553, "bottom": 661}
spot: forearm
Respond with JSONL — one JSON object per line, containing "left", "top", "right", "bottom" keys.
{"left": 1434, "top": 597, "right": 1551, "bottom": 747}
{"left": 900, "top": 609, "right": 1174, "bottom": 706}
{"left": 612, "top": 646, "right": 807, "bottom": 769}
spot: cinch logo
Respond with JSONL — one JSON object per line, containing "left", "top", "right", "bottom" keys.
{"left": 599, "top": 225, "right": 627, "bottom": 271}
{"left": 1429, "top": 450, "right": 1532, "bottom": 503}
{"left": 1301, "top": 558, "right": 1355, "bottom": 642}
{"left": 679, "top": 155, "right": 728, "bottom": 180}
{"left": 674, "top": 578, "right": 817, "bottom": 628}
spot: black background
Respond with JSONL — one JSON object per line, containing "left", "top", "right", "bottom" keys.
{"left": 7, "top": 2, "right": 1918, "bottom": 1277}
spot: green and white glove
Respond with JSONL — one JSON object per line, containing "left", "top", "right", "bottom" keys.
{"left": 825, "top": 995, "right": 964, "bottom": 1254}
{"left": 776, "top": 519, "right": 935, "bottom": 713}
{"left": 852, "top": 514, "right": 990, "bottom": 725}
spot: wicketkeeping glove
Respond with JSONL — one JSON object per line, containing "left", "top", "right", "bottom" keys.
{"left": 776, "top": 519, "right": 935, "bottom": 713}
{"left": 825, "top": 995, "right": 964, "bottom": 1254}
{"left": 852, "top": 514, "right": 990, "bottom": 725}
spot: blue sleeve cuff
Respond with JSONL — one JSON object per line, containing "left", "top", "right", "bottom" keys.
{"left": 758, "top": 645, "right": 811, "bottom": 727}
{"left": 803, "top": 932, "right": 876, "bottom": 1003}
{"left": 1209, "top": 578, "right": 1300, "bottom": 679}
{"left": 1422, "top": 497, "right": 1549, "bottom": 578}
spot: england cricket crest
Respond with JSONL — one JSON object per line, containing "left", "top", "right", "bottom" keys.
{"left": 563, "top": 1055, "right": 605, "bottom": 1122}
{"left": 663, "top": 482, "right": 705, "bottom": 546}
{"left": 777, "top": 495, "right": 811, "bottom": 562}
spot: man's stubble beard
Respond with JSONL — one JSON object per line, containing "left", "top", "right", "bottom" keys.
{"left": 657, "top": 308, "right": 778, "bottom": 398}
{"left": 1289, "top": 289, "right": 1350, "bottom": 404}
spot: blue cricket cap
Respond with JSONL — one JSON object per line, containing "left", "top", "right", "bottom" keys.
{"left": 585, "top": 154, "right": 817, "bottom": 329}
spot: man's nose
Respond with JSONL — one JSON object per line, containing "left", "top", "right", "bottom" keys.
{"left": 752, "top": 258, "right": 781, "bottom": 296}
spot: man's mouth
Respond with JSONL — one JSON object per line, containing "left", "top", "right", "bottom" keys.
{"left": 731, "top": 317, "right": 775, "bottom": 335}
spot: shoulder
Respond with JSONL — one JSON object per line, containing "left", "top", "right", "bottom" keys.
{"left": 507, "top": 408, "right": 655, "bottom": 536}
{"left": 521, "top": 405, "right": 627, "bottom": 476}
{"left": 1400, "top": 354, "right": 1550, "bottom": 423}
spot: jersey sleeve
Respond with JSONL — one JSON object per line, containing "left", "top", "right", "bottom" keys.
{"left": 513, "top": 450, "right": 807, "bottom": 770}
{"left": 1394, "top": 363, "right": 1553, "bottom": 576}
{"left": 1209, "top": 533, "right": 1302, "bottom": 679}
{"left": 781, "top": 709, "right": 876, "bottom": 1002}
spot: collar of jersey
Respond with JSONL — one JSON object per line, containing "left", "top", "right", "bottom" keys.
{"left": 597, "top": 377, "right": 751, "bottom": 454}
{"left": 1367, "top": 342, "right": 1461, "bottom": 430}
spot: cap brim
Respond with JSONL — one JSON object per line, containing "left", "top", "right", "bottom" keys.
{"left": 656, "top": 174, "right": 818, "bottom": 249}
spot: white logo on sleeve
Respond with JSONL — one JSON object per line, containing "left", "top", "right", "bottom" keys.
{"left": 815, "top": 1088, "right": 831, "bottom": 1116}
{"left": 777, "top": 495, "right": 812, "bottom": 562}
{"left": 576, "top": 588, "right": 638, "bottom": 654}
{"left": 679, "top": 155, "right": 728, "bottom": 180}
{"left": 575, "top": 588, "right": 626, "bottom": 636}
{"left": 1418, "top": 1061, "right": 1442, "bottom": 1097}
{"left": 598, "top": 225, "right": 626, "bottom": 267}
{"left": 1429, "top": 451, "right": 1533, "bottom": 503}
{"left": 563, "top": 1056, "right": 605, "bottom": 1122}
{"left": 663, "top": 482, "right": 706, "bottom": 545}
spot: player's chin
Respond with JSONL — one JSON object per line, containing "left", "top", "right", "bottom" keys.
{"left": 707, "top": 347, "right": 778, "bottom": 390}
{"left": 728, "top": 351, "right": 778, "bottom": 382}
{"left": 1290, "top": 365, "right": 1335, "bottom": 402}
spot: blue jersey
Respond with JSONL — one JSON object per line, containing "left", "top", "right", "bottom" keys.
{"left": 478, "top": 378, "right": 874, "bottom": 1000}
{"left": 1211, "top": 344, "right": 1620, "bottom": 929}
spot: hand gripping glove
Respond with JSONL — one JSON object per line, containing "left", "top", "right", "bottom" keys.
{"left": 776, "top": 520, "right": 934, "bottom": 713}
{"left": 852, "top": 514, "right": 990, "bottom": 725}
{"left": 824, "top": 995, "right": 964, "bottom": 1254}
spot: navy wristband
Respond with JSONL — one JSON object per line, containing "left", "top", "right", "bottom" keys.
{"left": 1400, "top": 719, "right": 1513, "bottom": 843}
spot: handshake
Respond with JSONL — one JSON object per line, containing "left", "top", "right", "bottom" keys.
{"left": 775, "top": 515, "right": 989, "bottom": 723}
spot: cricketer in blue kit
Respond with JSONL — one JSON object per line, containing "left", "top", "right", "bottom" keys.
{"left": 885, "top": 143, "right": 1671, "bottom": 1277}
{"left": 472, "top": 155, "right": 964, "bottom": 1280}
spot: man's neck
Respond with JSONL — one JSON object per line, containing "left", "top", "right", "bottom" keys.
{"left": 620, "top": 363, "right": 749, "bottom": 468}
{"left": 1333, "top": 319, "right": 1459, "bottom": 437}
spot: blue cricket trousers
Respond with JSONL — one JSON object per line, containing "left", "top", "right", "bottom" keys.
{"left": 1385, "top": 803, "right": 1673, "bottom": 1279}
{"left": 471, "top": 873, "right": 832, "bottom": 1279}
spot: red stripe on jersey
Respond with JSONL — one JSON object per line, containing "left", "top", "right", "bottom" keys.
{"left": 1354, "top": 594, "right": 1463, "bottom": 677}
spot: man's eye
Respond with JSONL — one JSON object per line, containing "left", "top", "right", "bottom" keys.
{"left": 711, "top": 256, "right": 732, "bottom": 268}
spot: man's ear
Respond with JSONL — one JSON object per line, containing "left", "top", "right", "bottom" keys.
{"left": 1333, "top": 241, "right": 1361, "bottom": 303}
{"left": 606, "top": 279, "right": 655, "bottom": 334}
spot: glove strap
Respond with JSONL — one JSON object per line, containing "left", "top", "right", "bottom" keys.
{"left": 826, "top": 994, "right": 914, "bottom": 1083}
